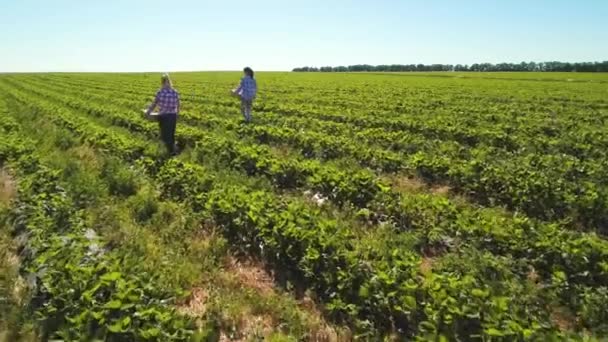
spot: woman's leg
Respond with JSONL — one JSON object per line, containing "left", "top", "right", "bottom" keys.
{"left": 158, "top": 115, "right": 168, "bottom": 148}
{"left": 167, "top": 114, "right": 177, "bottom": 154}
{"left": 240, "top": 99, "right": 248, "bottom": 122}
{"left": 246, "top": 100, "right": 253, "bottom": 122}
{"left": 158, "top": 115, "right": 176, "bottom": 154}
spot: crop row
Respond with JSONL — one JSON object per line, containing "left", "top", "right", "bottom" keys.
{"left": 4, "top": 82, "right": 424, "bottom": 337}
{"left": 0, "top": 98, "right": 203, "bottom": 340}
{"left": 3, "top": 81, "right": 608, "bottom": 338}
{"left": 9, "top": 77, "right": 608, "bottom": 232}
{"left": 5, "top": 77, "right": 603, "bottom": 237}
{"left": 27, "top": 74, "right": 608, "bottom": 163}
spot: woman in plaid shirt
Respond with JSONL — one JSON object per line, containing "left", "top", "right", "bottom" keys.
{"left": 232, "top": 67, "right": 257, "bottom": 123}
{"left": 146, "top": 74, "right": 180, "bottom": 155}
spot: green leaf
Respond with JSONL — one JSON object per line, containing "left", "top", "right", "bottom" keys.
{"left": 120, "top": 303, "right": 135, "bottom": 310}
{"left": 83, "top": 282, "right": 102, "bottom": 302}
{"left": 486, "top": 328, "right": 504, "bottom": 336}
{"left": 403, "top": 295, "right": 417, "bottom": 310}
{"left": 91, "top": 310, "right": 104, "bottom": 320}
{"left": 472, "top": 288, "right": 488, "bottom": 298}
{"left": 101, "top": 271, "right": 122, "bottom": 282}
{"left": 358, "top": 285, "right": 369, "bottom": 298}
{"left": 121, "top": 316, "right": 131, "bottom": 327}
{"left": 107, "top": 320, "right": 126, "bottom": 333}
{"left": 104, "top": 300, "right": 122, "bottom": 309}
{"left": 419, "top": 320, "right": 436, "bottom": 332}
{"left": 495, "top": 296, "right": 509, "bottom": 311}
{"left": 141, "top": 327, "right": 161, "bottom": 338}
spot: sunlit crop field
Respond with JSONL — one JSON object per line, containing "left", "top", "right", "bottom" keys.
{"left": 1, "top": 71, "right": 607, "bottom": 340}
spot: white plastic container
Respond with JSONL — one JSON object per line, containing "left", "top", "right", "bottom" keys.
{"left": 142, "top": 109, "right": 160, "bottom": 121}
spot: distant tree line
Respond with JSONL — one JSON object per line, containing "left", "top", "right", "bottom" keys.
{"left": 292, "top": 61, "right": 608, "bottom": 72}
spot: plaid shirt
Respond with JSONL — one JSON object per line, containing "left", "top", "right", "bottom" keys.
{"left": 153, "top": 87, "right": 180, "bottom": 114}
{"left": 236, "top": 76, "right": 257, "bottom": 101}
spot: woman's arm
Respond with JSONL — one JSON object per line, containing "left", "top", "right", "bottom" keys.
{"left": 146, "top": 92, "right": 159, "bottom": 115}
{"left": 233, "top": 78, "right": 244, "bottom": 94}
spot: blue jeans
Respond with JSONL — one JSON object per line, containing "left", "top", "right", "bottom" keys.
{"left": 241, "top": 99, "right": 253, "bottom": 122}
{"left": 158, "top": 113, "right": 177, "bottom": 153}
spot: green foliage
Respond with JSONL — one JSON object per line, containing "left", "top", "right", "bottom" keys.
{"left": 61, "top": 158, "right": 107, "bottom": 207}
{"left": 0, "top": 106, "right": 204, "bottom": 340}
{"left": 575, "top": 286, "right": 608, "bottom": 335}
{"left": 128, "top": 189, "right": 159, "bottom": 224}
{"left": 101, "top": 157, "right": 140, "bottom": 197}
{"left": 293, "top": 61, "right": 608, "bottom": 72}
{"left": 12, "top": 165, "right": 198, "bottom": 340}
{"left": 1, "top": 72, "right": 608, "bottom": 340}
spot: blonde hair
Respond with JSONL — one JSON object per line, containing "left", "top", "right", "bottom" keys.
{"left": 161, "top": 73, "right": 173, "bottom": 88}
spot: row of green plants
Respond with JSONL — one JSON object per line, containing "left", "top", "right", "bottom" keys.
{"left": 27, "top": 74, "right": 608, "bottom": 172}
{"left": 7, "top": 80, "right": 608, "bottom": 287}
{"left": 11, "top": 77, "right": 608, "bottom": 233}
{"left": 10, "top": 80, "right": 388, "bottom": 207}
{"left": 4, "top": 92, "right": 329, "bottom": 341}
{"left": 0, "top": 99, "right": 216, "bottom": 340}
{"left": 33, "top": 74, "right": 608, "bottom": 163}
{"left": 3, "top": 80, "right": 608, "bottom": 339}
{"left": 0, "top": 79, "right": 567, "bottom": 241}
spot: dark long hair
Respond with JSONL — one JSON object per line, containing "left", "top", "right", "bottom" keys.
{"left": 244, "top": 67, "right": 254, "bottom": 79}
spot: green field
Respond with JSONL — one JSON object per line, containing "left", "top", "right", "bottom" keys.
{"left": 1, "top": 71, "right": 608, "bottom": 340}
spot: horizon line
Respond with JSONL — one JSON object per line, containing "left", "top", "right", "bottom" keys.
{"left": 0, "top": 70, "right": 291, "bottom": 74}
{"left": 3, "top": 60, "right": 607, "bottom": 74}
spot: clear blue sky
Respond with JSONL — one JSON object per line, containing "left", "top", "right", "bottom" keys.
{"left": 1, "top": 0, "right": 606, "bottom": 72}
